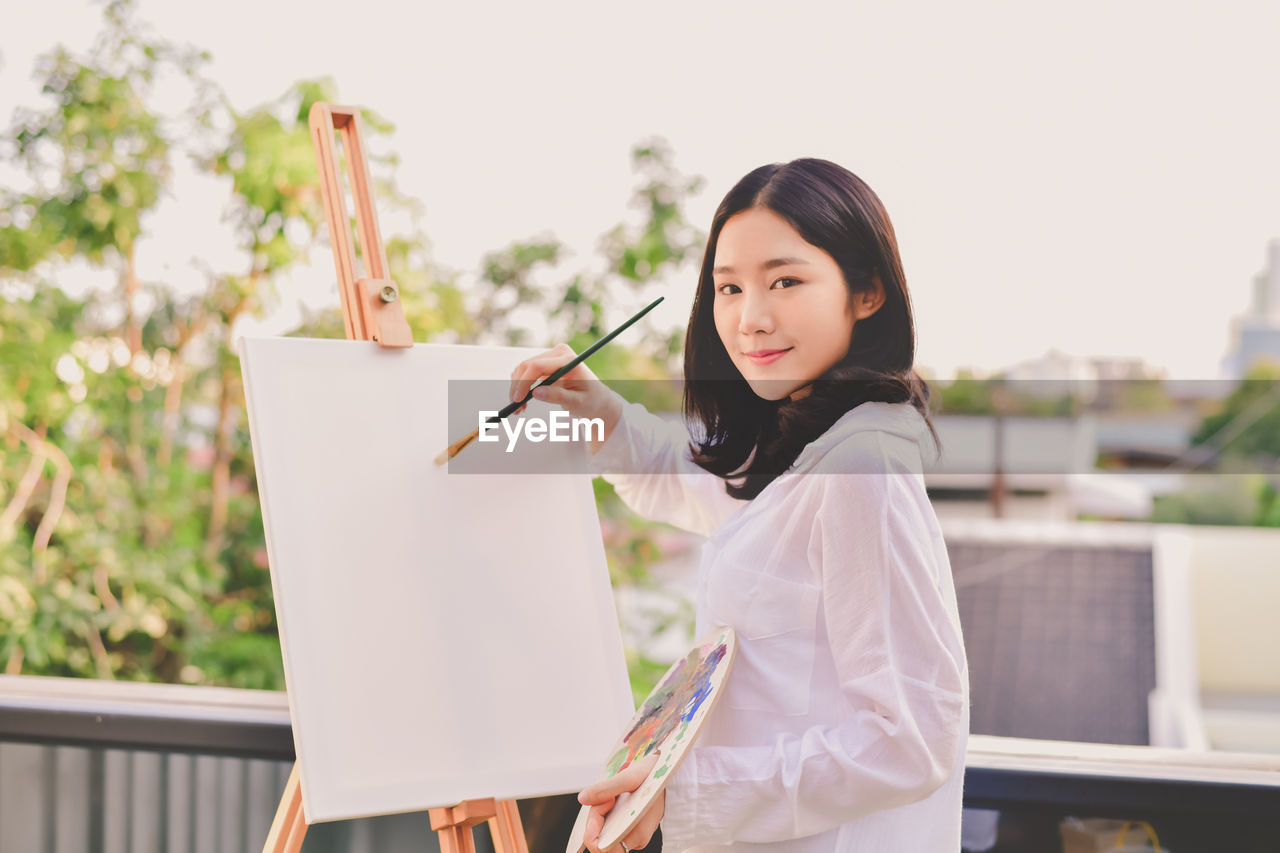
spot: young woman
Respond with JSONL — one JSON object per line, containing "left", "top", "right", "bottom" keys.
{"left": 508, "top": 159, "right": 969, "bottom": 852}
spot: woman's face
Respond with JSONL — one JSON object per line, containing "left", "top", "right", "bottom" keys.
{"left": 711, "top": 206, "right": 882, "bottom": 401}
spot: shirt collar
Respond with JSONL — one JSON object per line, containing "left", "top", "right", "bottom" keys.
{"left": 788, "top": 401, "right": 937, "bottom": 474}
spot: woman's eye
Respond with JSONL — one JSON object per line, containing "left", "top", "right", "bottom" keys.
{"left": 715, "top": 280, "right": 797, "bottom": 294}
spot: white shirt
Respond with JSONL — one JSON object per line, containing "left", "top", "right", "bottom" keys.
{"left": 587, "top": 400, "right": 970, "bottom": 852}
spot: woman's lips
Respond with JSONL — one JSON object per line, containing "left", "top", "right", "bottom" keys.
{"left": 745, "top": 348, "right": 792, "bottom": 365}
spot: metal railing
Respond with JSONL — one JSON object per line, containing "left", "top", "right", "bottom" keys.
{"left": 2, "top": 675, "right": 1279, "bottom": 852}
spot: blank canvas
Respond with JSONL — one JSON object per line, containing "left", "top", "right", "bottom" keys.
{"left": 239, "top": 336, "right": 633, "bottom": 823}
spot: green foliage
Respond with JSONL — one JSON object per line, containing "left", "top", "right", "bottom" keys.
{"left": 467, "top": 138, "right": 705, "bottom": 373}
{"left": 209, "top": 80, "right": 332, "bottom": 276}
{"left": 1189, "top": 362, "right": 1280, "bottom": 461}
{"left": 932, "top": 373, "right": 1086, "bottom": 417}
{"left": 1144, "top": 364, "right": 1280, "bottom": 527}
{"left": 385, "top": 235, "right": 474, "bottom": 342}
{"left": 626, "top": 649, "right": 679, "bottom": 708}
{"left": 1254, "top": 479, "right": 1280, "bottom": 528}
{"left": 0, "top": 0, "right": 209, "bottom": 274}
{"left": 3, "top": 62, "right": 162, "bottom": 266}
{"left": 1148, "top": 474, "right": 1268, "bottom": 527}
{"left": 1100, "top": 378, "right": 1176, "bottom": 413}
{"left": 1143, "top": 362, "right": 1280, "bottom": 528}
{"left": 1, "top": 285, "right": 223, "bottom": 680}
{"left": 599, "top": 139, "right": 705, "bottom": 286}
{"left": 934, "top": 370, "right": 1184, "bottom": 418}
{"left": 932, "top": 370, "right": 998, "bottom": 415}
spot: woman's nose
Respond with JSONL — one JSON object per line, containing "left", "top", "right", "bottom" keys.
{"left": 737, "top": 291, "right": 774, "bottom": 335}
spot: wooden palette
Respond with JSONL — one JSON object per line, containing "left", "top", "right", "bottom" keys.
{"left": 567, "top": 627, "right": 737, "bottom": 852}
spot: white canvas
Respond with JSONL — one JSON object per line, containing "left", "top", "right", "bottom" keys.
{"left": 238, "top": 336, "right": 634, "bottom": 823}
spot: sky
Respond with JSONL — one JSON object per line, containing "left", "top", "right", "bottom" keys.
{"left": 4, "top": 0, "right": 1279, "bottom": 379}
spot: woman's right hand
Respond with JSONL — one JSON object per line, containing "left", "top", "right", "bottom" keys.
{"left": 508, "top": 343, "right": 626, "bottom": 453}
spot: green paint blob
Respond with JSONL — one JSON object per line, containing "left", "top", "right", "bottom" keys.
{"left": 605, "top": 746, "right": 628, "bottom": 776}
{"left": 654, "top": 765, "right": 668, "bottom": 779}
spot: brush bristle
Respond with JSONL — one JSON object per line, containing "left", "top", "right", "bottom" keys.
{"left": 434, "top": 428, "right": 479, "bottom": 465}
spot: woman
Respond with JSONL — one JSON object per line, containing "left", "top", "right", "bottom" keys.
{"left": 509, "top": 159, "right": 969, "bottom": 852}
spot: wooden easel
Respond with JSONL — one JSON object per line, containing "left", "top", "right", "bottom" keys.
{"left": 261, "top": 101, "right": 529, "bottom": 853}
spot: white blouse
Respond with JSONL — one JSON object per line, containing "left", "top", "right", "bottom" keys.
{"left": 587, "top": 400, "right": 970, "bottom": 852}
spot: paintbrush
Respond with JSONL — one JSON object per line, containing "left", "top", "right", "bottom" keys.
{"left": 433, "top": 296, "right": 664, "bottom": 465}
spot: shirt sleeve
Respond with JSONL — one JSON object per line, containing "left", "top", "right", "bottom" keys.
{"left": 587, "top": 400, "right": 747, "bottom": 538}
{"left": 660, "top": 442, "right": 968, "bottom": 849}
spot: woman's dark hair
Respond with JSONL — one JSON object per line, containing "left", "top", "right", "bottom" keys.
{"left": 683, "top": 158, "right": 940, "bottom": 500}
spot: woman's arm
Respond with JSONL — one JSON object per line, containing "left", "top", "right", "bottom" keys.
{"left": 660, "top": 453, "right": 969, "bottom": 848}
{"left": 508, "top": 343, "right": 744, "bottom": 537}
{"left": 588, "top": 399, "right": 746, "bottom": 538}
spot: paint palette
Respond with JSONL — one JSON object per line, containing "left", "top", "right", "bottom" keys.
{"left": 567, "top": 627, "right": 737, "bottom": 853}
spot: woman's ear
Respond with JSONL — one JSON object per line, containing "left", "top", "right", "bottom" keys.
{"left": 852, "top": 274, "right": 887, "bottom": 321}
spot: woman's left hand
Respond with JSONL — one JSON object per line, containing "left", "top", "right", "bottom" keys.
{"left": 578, "top": 753, "right": 665, "bottom": 853}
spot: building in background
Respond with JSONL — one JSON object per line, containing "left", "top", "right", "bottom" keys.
{"left": 1224, "top": 238, "right": 1280, "bottom": 380}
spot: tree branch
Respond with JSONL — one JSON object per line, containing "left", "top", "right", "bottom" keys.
{"left": 0, "top": 441, "right": 48, "bottom": 539}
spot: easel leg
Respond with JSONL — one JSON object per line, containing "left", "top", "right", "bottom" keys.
{"left": 433, "top": 825, "right": 467, "bottom": 853}
{"left": 264, "top": 763, "right": 307, "bottom": 853}
{"left": 430, "top": 806, "right": 457, "bottom": 853}
{"left": 488, "top": 800, "right": 530, "bottom": 853}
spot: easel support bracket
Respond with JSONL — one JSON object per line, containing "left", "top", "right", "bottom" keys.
{"left": 429, "top": 798, "right": 530, "bottom": 853}
{"left": 356, "top": 277, "right": 414, "bottom": 347}
{"left": 308, "top": 102, "right": 413, "bottom": 349}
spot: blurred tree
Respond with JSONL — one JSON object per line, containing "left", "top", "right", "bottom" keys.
{"left": 580, "top": 137, "right": 705, "bottom": 360}
{"left": 1141, "top": 364, "right": 1280, "bottom": 528}
{"left": 0, "top": 0, "right": 212, "bottom": 352}
{"left": 933, "top": 371, "right": 1086, "bottom": 418}
{"left": 1253, "top": 478, "right": 1280, "bottom": 528}
{"left": 200, "top": 79, "right": 336, "bottom": 564}
{"left": 1090, "top": 377, "right": 1175, "bottom": 414}
{"left": 933, "top": 369, "right": 997, "bottom": 415}
{"left": 0, "top": 0, "right": 226, "bottom": 682}
{"left": 1189, "top": 362, "right": 1280, "bottom": 463}
{"left": 0, "top": 4, "right": 416, "bottom": 685}
{"left": 1148, "top": 473, "right": 1264, "bottom": 527}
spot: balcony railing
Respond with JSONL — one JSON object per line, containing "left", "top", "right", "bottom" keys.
{"left": 2, "top": 674, "right": 1278, "bottom": 852}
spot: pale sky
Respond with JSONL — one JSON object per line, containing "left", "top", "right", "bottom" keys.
{"left": 4, "top": 0, "right": 1279, "bottom": 379}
